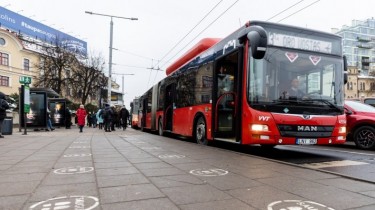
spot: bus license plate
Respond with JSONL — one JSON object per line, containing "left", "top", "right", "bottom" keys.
{"left": 296, "top": 138, "right": 317, "bottom": 145}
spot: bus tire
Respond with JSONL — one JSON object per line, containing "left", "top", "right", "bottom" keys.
{"left": 195, "top": 116, "right": 208, "bottom": 145}
{"left": 260, "top": 144, "right": 276, "bottom": 149}
{"left": 158, "top": 118, "right": 164, "bottom": 136}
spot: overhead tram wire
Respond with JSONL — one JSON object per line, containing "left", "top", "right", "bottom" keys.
{"left": 154, "top": 0, "right": 225, "bottom": 69}
{"left": 277, "top": 0, "right": 321, "bottom": 23}
{"left": 159, "top": 0, "right": 240, "bottom": 70}
{"left": 150, "top": 0, "right": 225, "bottom": 86}
{"left": 266, "top": 0, "right": 305, "bottom": 21}
{"left": 113, "top": 48, "right": 154, "bottom": 60}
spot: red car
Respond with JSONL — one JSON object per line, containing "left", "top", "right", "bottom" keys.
{"left": 345, "top": 100, "right": 375, "bottom": 150}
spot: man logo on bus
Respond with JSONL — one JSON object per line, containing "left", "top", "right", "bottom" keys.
{"left": 298, "top": 126, "right": 318, "bottom": 132}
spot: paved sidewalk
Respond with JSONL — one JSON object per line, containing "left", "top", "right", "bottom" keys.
{"left": 0, "top": 126, "right": 375, "bottom": 210}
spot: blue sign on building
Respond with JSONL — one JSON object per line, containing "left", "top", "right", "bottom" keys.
{"left": 0, "top": 6, "right": 87, "bottom": 56}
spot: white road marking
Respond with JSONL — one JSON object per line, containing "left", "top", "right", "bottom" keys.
{"left": 302, "top": 160, "right": 369, "bottom": 169}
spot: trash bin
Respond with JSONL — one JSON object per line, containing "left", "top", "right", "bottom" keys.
{"left": 2, "top": 117, "right": 13, "bottom": 135}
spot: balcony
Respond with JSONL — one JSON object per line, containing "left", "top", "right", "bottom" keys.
{"left": 357, "top": 44, "right": 373, "bottom": 49}
{"left": 357, "top": 36, "right": 372, "bottom": 42}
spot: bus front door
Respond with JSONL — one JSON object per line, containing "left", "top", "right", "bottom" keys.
{"left": 213, "top": 50, "right": 240, "bottom": 142}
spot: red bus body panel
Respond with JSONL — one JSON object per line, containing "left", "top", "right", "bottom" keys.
{"left": 166, "top": 38, "right": 221, "bottom": 76}
{"left": 171, "top": 105, "right": 212, "bottom": 138}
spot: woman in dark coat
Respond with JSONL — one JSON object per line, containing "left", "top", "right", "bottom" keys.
{"left": 65, "top": 108, "right": 72, "bottom": 129}
{"left": 76, "top": 104, "right": 87, "bottom": 133}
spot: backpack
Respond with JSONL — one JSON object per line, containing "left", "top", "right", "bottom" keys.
{"left": 102, "top": 109, "right": 109, "bottom": 119}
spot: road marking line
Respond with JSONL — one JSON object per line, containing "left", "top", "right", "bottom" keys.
{"left": 302, "top": 160, "right": 369, "bottom": 169}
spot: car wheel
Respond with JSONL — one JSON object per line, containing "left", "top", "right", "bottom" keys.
{"left": 195, "top": 116, "right": 208, "bottom": 145}
{"left": 353, "top": 126, "right": 375, "bottom": 150}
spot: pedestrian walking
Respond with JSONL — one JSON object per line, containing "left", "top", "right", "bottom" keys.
{"left": 102, "top": 103, "right": 113, "bottom": 132}
{"left": 76, "top": 104, "right": 87, "bottom": 133}
{"left": 46, "top": 107, "right": 55, "bottom": 131}
{"left": 120, "top": 105, "right": 129, "bottom": 130}
{"left": 65, "top": 108, "right": 72, "bottom": 129}
{"left": 0, "top": 92, "right": 10, "bottom": 138}
{"left": 96, "top": 109, "right": 104, "bottom": 129}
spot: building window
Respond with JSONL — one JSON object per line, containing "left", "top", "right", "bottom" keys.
{"left": 24, "top": 58, "right": 30, "bottom": 71}
{"left": 0, "top": 52, "right": 9, "bottom": 66}
{"left": 0, "top": 38, "right": 5, "bottom": 46}
{"left": 0, "top": 75, "right": 9, "bottom": 86}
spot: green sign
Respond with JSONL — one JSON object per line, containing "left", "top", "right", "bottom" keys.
{"left": 24, "top": 85, "right": 30, "bottom": 113}
{"left": 19, "top": 76, "right": 32, "bottom": 84}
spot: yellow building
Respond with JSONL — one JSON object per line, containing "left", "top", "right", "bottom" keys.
{"left": 0, "top": 29, "right": 39, "bottom": 96}
{"left": 344, "top": 66, "right": 375, "bottom": 99}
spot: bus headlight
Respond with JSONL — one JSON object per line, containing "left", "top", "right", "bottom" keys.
{"left": 251, "top": 124, "right": 269, "bottom": 131}
{"left": 338, "top": 126, "right": 346, "bottom": 134}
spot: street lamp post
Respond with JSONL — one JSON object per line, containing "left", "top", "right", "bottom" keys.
{"left": 85, "top": 11, "right": 138, "bottom": 105}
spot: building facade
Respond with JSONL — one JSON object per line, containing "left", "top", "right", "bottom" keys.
{"left": 0, "top": 29, "right": 39, "bottom": 96}
{"left": 334, "top": 18, "right": 375, "bottom": 75}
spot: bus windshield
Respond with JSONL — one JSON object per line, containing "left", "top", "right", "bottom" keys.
{"left": 247, "top": 47, "right": 344, "bottom": 115}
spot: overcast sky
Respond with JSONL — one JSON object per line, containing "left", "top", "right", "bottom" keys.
{"left": 3, "top": 0, "right": 375, "bottom": 106}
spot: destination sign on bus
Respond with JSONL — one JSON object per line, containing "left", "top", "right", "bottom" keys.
{"left": 268, "top": 32, "right": 332, "bottom": 54}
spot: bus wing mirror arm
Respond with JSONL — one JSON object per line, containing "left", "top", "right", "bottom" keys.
{"left": 246, "top": 26, "right": 268, "bottom": 59}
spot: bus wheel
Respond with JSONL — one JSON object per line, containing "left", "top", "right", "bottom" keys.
{"left": 195, "top": 116, "right": 208, "bottom": 145}
{"left": 158, "top": 119, "right": 164, "bottom": 136}
{"left": 260, "top": 144, "right": 276, "bottom": 149}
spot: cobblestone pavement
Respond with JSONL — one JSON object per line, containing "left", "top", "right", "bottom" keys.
{"left": 0, "top": 127, "right": 375, "bottom": 210}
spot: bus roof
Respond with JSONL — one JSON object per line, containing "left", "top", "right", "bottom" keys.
{"left": 166, "top": 38, "right": 221, "bottom": 76}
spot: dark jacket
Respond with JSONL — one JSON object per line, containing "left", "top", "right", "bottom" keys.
{"left": 0, "top": 92, "right": 10, "bottom": 120}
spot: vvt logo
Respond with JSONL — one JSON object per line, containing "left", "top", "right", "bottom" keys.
{"left": 259, "top": 116, "right": 270, "bottom": 121}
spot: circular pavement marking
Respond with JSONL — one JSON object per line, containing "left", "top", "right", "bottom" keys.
{"left": 158, "top": 154, "right": 186, "bottom": 159}
{"left": 268, "top": 200, "right": 335, "bottom": 210}
{"left": 63, "top": 154, "right": 92, "bottom": 158}
{"left": 29, "top": 195, "right": 99, "bottom": 210}
{"left": 190, "top": 168, "right": 228, "bottom": 176}
{"left": 54, "top": 166, "right": 94, "bottom": 175}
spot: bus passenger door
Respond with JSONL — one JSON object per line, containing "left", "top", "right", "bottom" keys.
{"left": 213, "top": 50, "right": 240, "bottom": 142}
{"left": 164, "top": 83, "right": 176, "bottom": 132}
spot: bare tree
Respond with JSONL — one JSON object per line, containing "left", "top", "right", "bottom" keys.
{"left": 33, "top": 39, "right": 80, "bottom": 96}
{"left": 71, "top": 53, "right": 107, "bottom": 105}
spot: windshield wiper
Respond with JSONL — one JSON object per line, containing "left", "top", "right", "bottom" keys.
{"left": 302, "top": 98, "right": 343, "bottom": 113}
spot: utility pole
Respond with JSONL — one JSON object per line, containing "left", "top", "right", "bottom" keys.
{"left": 85, "top": 11, "right": 137, "bottom": 105}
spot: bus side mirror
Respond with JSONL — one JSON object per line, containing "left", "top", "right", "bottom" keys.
{"left": 343, "top": 55, "right": 348, "bottom": 71}
{"left": 344, "top": 72, "right": 348, "bottom": 84}
{"left": 247, "top": 26, "right": 268, "bottom": 59}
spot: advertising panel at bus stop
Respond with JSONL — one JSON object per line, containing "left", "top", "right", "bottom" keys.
{"left": 48, "top": 98, "right": 66, "bottom": 126}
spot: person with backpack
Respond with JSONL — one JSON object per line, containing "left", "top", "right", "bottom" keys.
{"left": 0, "top": 92, "right": 10, "bottom": 138}
{"left": 102, "top": 103, "right": 113, "bottom": 132}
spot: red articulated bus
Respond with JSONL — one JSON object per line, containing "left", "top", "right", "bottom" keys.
{"left": 138, "top": 20, "right": 348, "bottom": 147}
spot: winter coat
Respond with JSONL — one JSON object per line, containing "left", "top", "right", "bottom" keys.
{"left": 0, "top": 92, "right": 10, "bottom": 120}
{"left": 76, "top": 108, "right": 87, "bottom": 126}
{"left": 120, "top": 108, "right": 129, "bottom": 120}
{"left": 96, "top": 109, "right": 104, "bottom": 123}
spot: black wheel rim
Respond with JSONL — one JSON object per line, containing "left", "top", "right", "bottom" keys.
{"left": 357, "top": 129, "right": 375, "bottom": 149}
